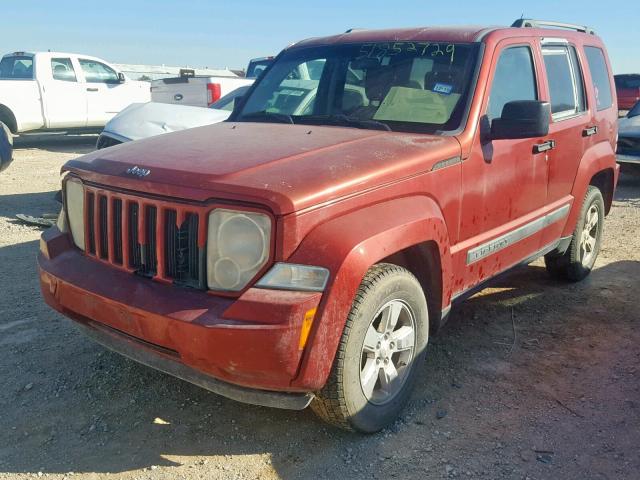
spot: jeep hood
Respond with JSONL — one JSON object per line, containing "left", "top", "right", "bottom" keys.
{"left": 64, "top": 122, "right": 461, "bottom": 215}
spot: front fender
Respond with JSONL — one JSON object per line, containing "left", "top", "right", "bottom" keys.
{"left": 564, "top": 140, "right": 618, "bottom": 237}
{"left": 287, "top": 195, "right": 452, "bottom": 390}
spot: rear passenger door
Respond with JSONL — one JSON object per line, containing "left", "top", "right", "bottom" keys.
{"left": 44, "top": 57, "right": 87, "bottom": 128}
{"left": 540, "top": 42, "right": 589, "bottom": 207}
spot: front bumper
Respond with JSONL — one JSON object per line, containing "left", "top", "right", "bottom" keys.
{"left": 617, "top": 153, "right": 640, "bottom": 165}
{"left": 616, "top": 135, "right": 640, "bottom": 164}
{"left": 39, "top": 227, "right": 322, "bottom": 409}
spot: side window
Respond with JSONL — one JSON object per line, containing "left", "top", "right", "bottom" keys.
{"left": 78, "top": 59, "right": 119, "bottom": 84}
{"left": 584, "top": 47, "right": 613, "bottom": 111}
{"left": 542, "top": 46, "right": 586, "bottom": 119}
{"left": 51, "top": 58, "right": 77, "bottom": 82}
{"left": 0, "top": 56, "right": 34, "bottom": 79}
{"left": 487, "top": 46, "right": 537, "bottom": 120}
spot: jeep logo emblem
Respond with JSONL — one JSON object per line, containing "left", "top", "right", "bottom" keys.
{"left": 125, "top": 166, "right": 151, "bottom": 178}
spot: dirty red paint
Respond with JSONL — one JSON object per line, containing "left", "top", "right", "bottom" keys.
{"left": 39, "top": 25, "right": 619, "bottom": 397}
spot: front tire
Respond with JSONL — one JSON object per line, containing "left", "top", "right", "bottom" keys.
{"left": 311, "top": 263, "right": 429, "bottom": 432}
{"left": 545, "top": 186, "right": 605, "bottom": 281}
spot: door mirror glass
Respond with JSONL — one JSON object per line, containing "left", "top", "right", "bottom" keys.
{"left": 118, "top": 72, "right": 126, "bottom": 83}
{"left": 490, "top": 100, "right": 551, "bottom": 140}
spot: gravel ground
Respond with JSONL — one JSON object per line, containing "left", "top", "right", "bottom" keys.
{"left": 1, "top": 135, "right": 639, "bottom": 480}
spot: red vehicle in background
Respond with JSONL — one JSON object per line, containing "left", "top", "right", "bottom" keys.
{"left": 39, "top": 18, "right": 619, "bottom": 432}
{"left": 615, "top": 74, "right": 640, "bottom": 113}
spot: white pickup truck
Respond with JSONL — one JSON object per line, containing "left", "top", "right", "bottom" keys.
{"left": 0, "top": 51, "right": 150, "bottom": 134}
{"left": 150, "top": 69, "right": 253, "bottom": 108}
{"left": 150, "top": 57, "right": 273, "bottom": 108}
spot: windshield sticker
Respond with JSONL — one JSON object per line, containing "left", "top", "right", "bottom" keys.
{"left": 278, "top": 89, "right": 305, "bottom": 96}
{"left": 433, "top": 83, "right": 453, "bottom": 95}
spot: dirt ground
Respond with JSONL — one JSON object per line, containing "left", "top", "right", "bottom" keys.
{"left": 1, "top": 135, "right": 639, "bottom": 480}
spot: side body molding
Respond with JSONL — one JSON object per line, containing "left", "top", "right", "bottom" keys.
{"left": 287, "top": 195, "right": 453, "bottom": 390}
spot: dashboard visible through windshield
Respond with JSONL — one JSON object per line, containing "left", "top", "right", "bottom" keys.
{"left": 236, "top": 42, "right": 479, "bottom": 133}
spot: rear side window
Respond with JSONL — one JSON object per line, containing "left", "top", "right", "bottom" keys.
{"left": 487, "top": 46, "right": 537, "bottom": 120}
{"left": 79, "top": 59, "right": 119, "bottom": 84}
{"left": 51, "top": 58, "right": 77, "bottom": 82}
{"left": 0, "top": 56, "right": 34, "bottom": 79}
{"left": 584, "top": 47, "right": 613, "bottom": 111}
{"left": 542, "top": 45, "right": 586, "bottom": 119}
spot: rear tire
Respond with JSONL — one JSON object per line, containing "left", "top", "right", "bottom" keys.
{"left": 545, "top": 186, "right": 604, "bottom": 281}
{"left": 311, "top": 263, "right": 429, "bottom": 432}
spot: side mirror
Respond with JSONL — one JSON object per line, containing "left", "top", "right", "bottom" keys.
{"left": 118, "top": 72, "right": 126, "bottom": 83}
{"left": 231, "top": 94, "right": 248, "bottom": 117}
{"left": 490, "top": 100, "right": 551, "bottom": 140}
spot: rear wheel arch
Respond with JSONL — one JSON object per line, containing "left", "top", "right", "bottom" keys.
{"left": 589, "top": 168, "right": 615, "bottom": 214}
{"left": 0, "top": 105, "right": 17, "bottom": 134}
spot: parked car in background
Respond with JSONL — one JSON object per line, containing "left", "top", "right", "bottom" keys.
{"left": 96, "top": 85, "right": 251, "bottom": 148}
{"left": 40, "top": 19, "right": 619, "bottom": 433}
{"left": 151, "top": 69, "right": 253, "bottom": 108}
{"left": 0, "top": 52, "right": 150, "bottom": 134}
{"left": 246, "top": 56, "right": 274, "bottom": 78}
{"left": 0, "top": 120, "right": 12, "bottom": 172}
{"left": 614, "top": 74, "right": 640, "bottom": 115}
{"left": 617, "top": 100, "right": 640, "bottom": 167}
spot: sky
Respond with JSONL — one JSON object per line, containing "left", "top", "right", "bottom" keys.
{"left": 3, "top": 0, "right": 638, "bottom": 74}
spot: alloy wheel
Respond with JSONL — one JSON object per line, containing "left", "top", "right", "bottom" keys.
{"left": 359, "top": 299, "right": 416, "bottom": 405}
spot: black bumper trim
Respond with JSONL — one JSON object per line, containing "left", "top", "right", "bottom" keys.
{"left": 76, "top": 321, "right": 314, "bottom": 411}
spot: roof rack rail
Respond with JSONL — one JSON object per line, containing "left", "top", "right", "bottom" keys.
{"left": 511, "top": 18, "right": 595, "bottom": 35}
{"left": 344, "top": 28, "right": 366, "bottom": 33}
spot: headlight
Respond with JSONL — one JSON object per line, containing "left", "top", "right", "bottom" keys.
{"left": 206, "top": 209, "right": 271, "bottom": 291}
{"left": 65, "top": 179, "right": 85, "bottom": 250}
{"left": 256, "top": 263, "right": 329, "bottom": 292}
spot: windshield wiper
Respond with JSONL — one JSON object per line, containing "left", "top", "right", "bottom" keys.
{"left": 239, "top": 111, "right": 294, "bottom": 125}
{"left": 305, "top": 114, "right": 391, "bottom": 132}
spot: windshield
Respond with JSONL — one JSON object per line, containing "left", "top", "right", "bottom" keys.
{"left": 246, "top": 59, "right": 273, "bottom": 79}
{"left": 236, "top": 42, "right": 479, "bottom": 133}
{"left": 0, "top": 55, "right": 34, "bottom": 79}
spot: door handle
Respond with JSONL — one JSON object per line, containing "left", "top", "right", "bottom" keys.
{"left": 582, "top": 125, "right": 598, "bottom": 137}
{"left": 533, "top": 140, "right": 555, "bottom": 154}
{"left": 86, "top": 87, "right": 99, "bottom": 92}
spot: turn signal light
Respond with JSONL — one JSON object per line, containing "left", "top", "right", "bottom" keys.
{"left": 298, "top": 307, "right": 317, "bottom": 351}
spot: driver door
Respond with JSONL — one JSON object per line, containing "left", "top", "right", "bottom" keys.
{"left": 457, "top": 40, "right": 549, "bottom": 291}
{"left": 78, "top": 58, "right": 129, "bottom": 126}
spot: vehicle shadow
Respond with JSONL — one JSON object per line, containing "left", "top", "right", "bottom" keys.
{"left": 0, "top": 190, "right": 60, "bottom": 223}
{"left": 13, "top": 134, "right": 98, "bottom": 155}
{"left": 1, "top": 230, "right": 638, "bottom": 479}
{"left": 615, "top": 165, "right": 640, "bottom": 204}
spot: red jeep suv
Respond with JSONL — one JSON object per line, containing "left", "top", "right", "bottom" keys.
{"left": 39, "top": 19, "right": 619, "bottom": 432}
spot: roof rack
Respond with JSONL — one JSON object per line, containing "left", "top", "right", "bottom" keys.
{"left": 511, "top": 18, "right": 595, "bottom": 35}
